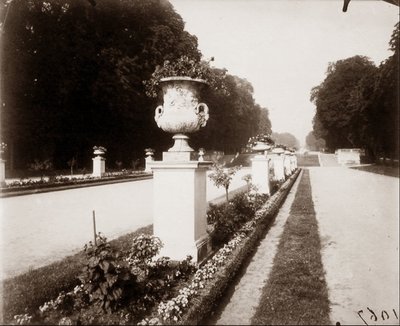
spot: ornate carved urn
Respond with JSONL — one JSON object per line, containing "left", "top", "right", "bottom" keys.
{"left": 154, "top": 77, "right": 209, "bottom": 152}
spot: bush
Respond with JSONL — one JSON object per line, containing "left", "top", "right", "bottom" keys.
{"left": 78, "top": 233, "right": 136, "bottom": 314}
{"left": 9, "top": 230, "right": 198, "bottom": 325}
{"left": 208, "top": 191, "right": 269, "bottom": 248}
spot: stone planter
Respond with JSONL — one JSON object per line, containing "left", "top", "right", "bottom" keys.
{"left": 154, "top": 77, "right": 209, "bottom": 156}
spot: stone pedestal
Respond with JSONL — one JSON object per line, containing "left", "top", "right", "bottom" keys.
{"left": 0, "top": 159, "right": 5, "bottom": 186}
{"left": 270, "top": 153, "right": 285, "bottom": 181}
{"left": 284, "top": 154, "right": 291, "bottom": 177}
{"left": 144, "top": 156, "right": 154, "bottom": 172}
{"left": 251, "top": 155, "right": 270, "bottom": 195}
{"left": 150, "top": 160, "right": 212, "bottom": 263}
{"left": 92, "top": 156, "right": 105, "bottom": 177}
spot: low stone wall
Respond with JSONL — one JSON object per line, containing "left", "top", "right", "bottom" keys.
{"left": 178, "top": 169, "right": 301, "bottom": 325}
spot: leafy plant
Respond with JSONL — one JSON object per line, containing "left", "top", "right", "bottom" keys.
{"left": 28, "top": 159, "right": 53, "bottom": 181}
{"left": 67, "top": 157, "right": 77, "bottom": 176}
{"left": 143, "top": 55, "right": 228, "bottom": 98}
{"left": 78, "top": 233, "right": 135, "bottom": 313}
{"left": 208, "top": 163, "right": 242, "bottom": 201}
{"left": 247, "top": 133, "right": 275, "bottom": 148}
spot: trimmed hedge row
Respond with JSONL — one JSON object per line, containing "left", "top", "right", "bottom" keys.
{"left": 177, "top": 169, "right": 301, "bottom": 325}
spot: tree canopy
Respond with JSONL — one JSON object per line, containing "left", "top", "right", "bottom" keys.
{"left": 305, "top": 131, "right": 325, "bottom": 151}
{"left": 0, "top": 0, "right": 271, "bottom": 170}
{"left": 271, "top": 132, "right": 299, "bottom": 150}
{"left": 310, "top": 22, "right": 399, "bottom": 158}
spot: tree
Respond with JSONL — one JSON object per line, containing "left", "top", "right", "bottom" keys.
{"left": 310, "top": 55, "right": 377, "bottom": 151}
{"left": 305, "top": 131, "right": 326, "bottom": 151}
{"left": 0, "top": 0, "right": 201, "bottom": 169}
{"left": 0, "top": 0, "right": 272, "bottom": 170}
{"left": 310, "top": 22, "right": 399, "bottom": 159}
{"left": 271, "top": 132, "right": 300, "bottom": 149}
{"left": 208, "top": 163, "right": 241, "bottom": 201}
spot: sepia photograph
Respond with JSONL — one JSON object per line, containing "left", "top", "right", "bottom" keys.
{"left": 0, "top": 0, "right": 398, "bottom": 325}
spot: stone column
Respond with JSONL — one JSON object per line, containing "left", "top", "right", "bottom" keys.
{"left": 0, "top": 144, "right": 7, "bottom": 186}
{"left": 0, "top": 158, "right": 5, "bottom": 186}
{"left": 270, "top": 148, "right": 285, "bottom": 181}
{"left": 144, "top": 149, "right": 155, "bottom": 173}
{"left": 251, "top": 154, "right": 270, "bottom": 195}
{"left": 92, "top": 156, "right": 105, "bottom": 177}
{"left": 150, "top": 160, "right": 212, "bottom": 262}
{"left": 284, "top": 151, "right": 292, "bottom": 177}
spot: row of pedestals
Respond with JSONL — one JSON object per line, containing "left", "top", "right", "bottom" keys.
{"left": 251, "top": 150, "right": 297, "bottom": 196}
{"left": 0, "top": 148, "right": 296, "bottom": 265}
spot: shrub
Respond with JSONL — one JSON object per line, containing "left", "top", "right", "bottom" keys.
{"left": 208, "top": 163, "right": 242, "bottom": 201}
{"left": 208, "top": 190, "right": 269, "bottom": 248}
{"left": 78, "top": 233, "right": 136, "bottom": 313}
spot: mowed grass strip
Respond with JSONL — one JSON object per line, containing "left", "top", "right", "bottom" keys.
{"left": 251, "top": 170, "right": 330, "bottom": 325}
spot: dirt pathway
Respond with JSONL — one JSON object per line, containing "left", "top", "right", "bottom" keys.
{"left": 309, "top": 167, "right": 399, "bottom": 325}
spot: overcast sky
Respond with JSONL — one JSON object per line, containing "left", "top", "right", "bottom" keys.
{"left": 169, "top": 0, "right": 398, "bottom": 146}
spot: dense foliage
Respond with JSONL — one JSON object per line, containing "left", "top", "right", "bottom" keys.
{"left": 0, "top": 0, "right": 271, "bottom": 171}
{"left": 305, "top": 131, "right": 325, "bottom": 151}
{"left": 310, "top": 23, "right": 399, "bottom": 159}
{"left": 271, "top": 132, "right": 300, "bottom": 150}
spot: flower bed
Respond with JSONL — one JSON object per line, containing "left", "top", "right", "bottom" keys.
{"left": 140, "top": 169, "right": 300, "bottom": 325}
{"left": 5, "top": 170, "right": 300, "bottom": 325}
{"left": 0, "top": 171, "right": 151, "bottom": 196}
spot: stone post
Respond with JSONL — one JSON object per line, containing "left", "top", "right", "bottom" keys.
{"left": 0, "top": 143, "right": 7, "bottom": 186}
{"left": 284, "top": 150, "right": 292, "bottom": 178}
{"left": 251, "top": 153, "right": 270, "bottom": 195}
{"left": 0, "top": 158, "right": 5, "bottom": 186}
{"left": 144, "top": 148, "right": 155, "bottom": 173}
{"left": 150, "top": 159, "right": 212, "bottom": 262}
{"left": 92, "top": 146, "right": 106, "bottom": 178}
{"left": 270, "top": 148, "right": 285, "bottom": 181}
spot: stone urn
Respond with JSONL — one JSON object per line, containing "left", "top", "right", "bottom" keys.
{"left": 93, "top": 146, "right": 106, "bottom": 157}
{"left": 154, "top": 77, "right": 209, "bottom": 152}
{"left": 252, "top": 141, "right": 270, "bottom": 157}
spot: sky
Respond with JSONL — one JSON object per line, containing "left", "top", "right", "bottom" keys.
{"left": 169, "top": 0, "right": 399, "bottom": 146}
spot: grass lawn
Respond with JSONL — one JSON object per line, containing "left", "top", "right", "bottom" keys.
{"left": 251, "top": 169, "right": 330, "bottom": 325}
{"left": 350, "top": 164, "right": 399, "bottom": 178}
{"left": 1, "top": 225, "right": 153, "bottom": 322}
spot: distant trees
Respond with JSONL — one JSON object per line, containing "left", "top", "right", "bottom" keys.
{"left": 271, "top": 132, "right": 299, "bottom": 149}
{"left": 310, "top": 23, "right": 399, "bottom": 159}
{"left": 0, "top": 0, "right": 271, "bottom": 170}
{"left": 305, "top": 131, "right": 325, "bottom": 151}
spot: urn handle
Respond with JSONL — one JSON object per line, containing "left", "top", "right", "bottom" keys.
{"left": 154, "top": 105, "right": 164, "bottom": 127}
{"left": 196, "top": 103, "right": 209, "bottom": 127}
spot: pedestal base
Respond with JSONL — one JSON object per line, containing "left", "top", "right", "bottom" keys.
{"left": 92, "top": 157, "right": 105, "bottom": 177}
{"left": 0, "top": 159, "right": 5, "bottom": 186}
{"left": 251, "top": 155, "right": 270, "bottom": 195}
{"left": 150, "top": 160, "right": 212, "bottom": 263}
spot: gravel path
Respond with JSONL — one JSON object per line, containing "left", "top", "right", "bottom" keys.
{"left": 213, "top": 170, "right": 303, "bottom": 325}
{"left": 309, "top": 167, "right": 399, "bottom": 325}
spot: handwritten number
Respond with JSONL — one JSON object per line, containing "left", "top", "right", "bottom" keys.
{"left": 381, "top": 310, "right": 389, "bottom": 320}
{"left": 393, "top": 309, "right": 399, "bottom": 320}
{"left": 357, "top": 310, "right": 368, "bottom": 326}
{"left": 367, "top": 307, "right": 378, "bottom": 322}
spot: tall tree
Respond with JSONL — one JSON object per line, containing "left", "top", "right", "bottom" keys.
{"left": 305, "top": 131, "right": 326, "bottom": 151}
{"left": 0, "top": 0, "right": 201, "bottom": 169}
{"left": 310, "top": 55, "right": 377, "bottom": 151}
{"left": 271, "top": 132, "right": 300, "bottom": 149}
{"left": 310, "top": 23, "right": 399, "bottom": 159}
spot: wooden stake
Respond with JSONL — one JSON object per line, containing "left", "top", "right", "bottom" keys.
{"left": 92, "top": 210, "right": 97, "bottom": 246}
